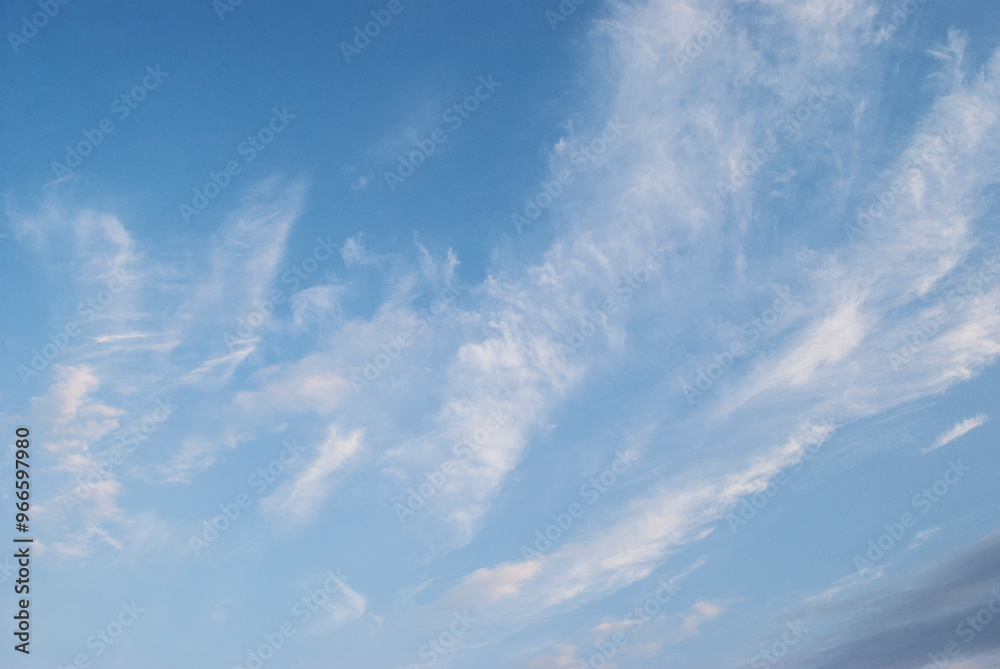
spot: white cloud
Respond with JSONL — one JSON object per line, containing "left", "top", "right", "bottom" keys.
{"left": 30, "top": 364, "right": 123, "bottom": 433}
{"left": 9, "top": 4, "right": 1000, "bottom": 666}
{"left": 525, "top": 644, "right": 585, "bottom": 668}
{"left": 292, "top": 285, "right": 346, "bottom": 327}
{"left": 430, "top": 421, "right": 834, "bottom": 634}
{"left": 232, "top": 365, "right": 354, "bottom": 418}
{"left": 261, "top": 426, "right": 363, "bottom": 528}
{"left": 303, "top": 576, "right": 369, "bottom": 634}
{"left": 156, "top": 437, "right": 222, "bottom": 483}
{"left": 908, "top": 527, "right": 941, "bottom": 549}
{"left": 368, "top": 5, "right": 1000, "bottom": 655}
{"left": 677, "top": 599, "right": 728, "bottom": 639}
{"left": 340, "top": 233, "right": 377, "bottom": 267}
{"left": 925, "top": 414, "right": 988, "bottom": 453}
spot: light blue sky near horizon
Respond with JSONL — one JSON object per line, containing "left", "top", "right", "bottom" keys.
{"left": 1, "top": 1, "right": 1000, "bottom": 668}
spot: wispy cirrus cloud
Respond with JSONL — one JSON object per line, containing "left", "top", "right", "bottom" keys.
{"left": 924, "top": 414, "right": 988, "bottom": 453}
{"left": 261, "top": 426, "right": 363, "bottom": 529}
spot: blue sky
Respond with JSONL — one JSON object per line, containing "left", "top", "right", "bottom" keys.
{"left": 2, "top": 0, "right": 1000, "bottom": 667}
